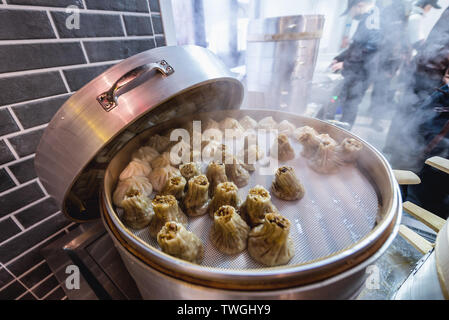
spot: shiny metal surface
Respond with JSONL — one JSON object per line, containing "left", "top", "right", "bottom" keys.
{"left": 246, "top": 15, "right": 325, "bottom": 112}
{"left": 35, "top": 45, "right": 243, "bottom": 221}
{"left": 103, "top": 191, "right": 401, "bottom": 299}
{"left": 102, "top": 109, "right": 401, "bottom": 291}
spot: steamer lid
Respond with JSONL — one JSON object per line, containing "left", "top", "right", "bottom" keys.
{"left": 35, "top": 45, "right": 243, "bottom": 221}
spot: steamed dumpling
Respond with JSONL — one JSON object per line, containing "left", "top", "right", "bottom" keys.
{"left": 219, "top": 117, "right": 244, "bottom": 134}
{"left": 113, "top": 176, "right": 153, "bottom": 207}
{"left": 294, "top": 126, "right": 321, "bottom": 158}
{"left": 157, "top": 222, "right": 204, "bottom": 264}
{"left": 147, "top": 134, "right": 172, "bottom": 153}
{"left": 183, "top": 175, "right": 211, "bottom": 217}
{"left": 270, "top": 133, "right": 295, "bottom": 162}
{"left": 271, "top": 166, "right": 305, "bottom": 201}
{"left": 150, "top": 152, "right": 171, "bottom": 169}
{"left": 121, "top": 188, "right": 153, "bottom": 229}
{"left": 210, "top": 205, "right": 249, "bottom": 254}
{"left": 206, "top": 161, "right": 228, "bottom": 197}
{"left": 278, "top": 120, "right": 296, "bottom": 136}
{"left": 239, "top": 115, "right": 258, "bottom": 131}
{"left": 208, "top": 181, "right": 241, "bottom": 217}
{"left": 336, "top": 138, "right": 363, "bottom": 163}
{"left": 132, "top": 146, "right": 159, "bottom": 163}
{"left": 248, "top": 212, "right": 294, "bottom": 266}
{"left": 149, "top": 166, "right": 180, "bottom": 192}
{"left": 119, "top": 158, "right": 152, "bottom": 181}
{"left": 258, "top": 116, "right": 278, "bottom": 130}
{"left": 160, "top": 175, "right": 186, "bottom": 201}
{"left": 240, "top": 185, "right": 278, "bottom": 226}
{"left": 149, "top": 195, "right": 188, "bottom": 238}
{"left": 308, "top": 139, "right": 341, "bottom": 174}
{"left": 225, "top": 155, "right": 250, "bottom": 188}
{"left": 179, "top": 162, "right": 201, "bottom": 181}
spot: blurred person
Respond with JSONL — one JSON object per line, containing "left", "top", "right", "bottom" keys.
{"left": 368, "top": 0, "right": 409, "bottom": 132}
{"left": 387, "top": 6, "right": 449, "bottom": 217}
{"left": 330, "top": 0, "right": 383, "bottom": 129}
{"left": 408, "top": 0, "right": 442, "bottom": 49}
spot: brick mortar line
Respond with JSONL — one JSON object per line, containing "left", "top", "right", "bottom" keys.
{"left": 1, "top": 213, "right": 65, "bottom": 265}
{"left": 35, "top": 178, "right": 49, "bottom": 197}
{"left": 3, "top": 138, "right": 19, "bottom": 161}
{"left": 46, "top": 10, "right": 60, "bottom": 39}
{"left": 27, "top": 272, "right": 54, "bottom": 293}
{"left": 0, "top": 177, "right": 39, "bottom": 198}
{"left": 79, "top": 41, "right": 90, "bottom": 63}
{"left": 1, "top": 123, "right": 47, "bottom": 141}
{"left": 119, "top": 14, "right": 128, "bottom": 37}
{"left": 147, "top": 0, "right": 157, "bottom": 48}
{"left": 0, "top": 4, "right": 161, "bottom": 17}
{"left": 0, "top": 153, "right": 35, "bottom": 171}
{"left": 0, "top": 92, "right": 72, "bottom": 110}
{"left": 3, "top": 164, "right": 20, "bottom": 186}
{"left": 59, "top": 69, "right": 72, "bottom": 93}
{"left": 81, "top": 0, "right": 87, "bottom": 10}
{"left": 10, "top": 215, "right": 25, "bottom": 232}
{"left": 1, "top": 210, "right": 62, "bottom": 247}
{"left": 0, "top": 34, "right": 160, "bottom": 45}
{"left": 16, "top": 260, "right": 46, "bottom": 281}
{"left": 61, "top": 295, "right": 67, "bottom": 300}
{"left": 40, "top": 283, "right": 62, "bottom": 300}
{"left": 0, "top": 194, "right": 50, "bottom": 225}
{"left": 0, "top": 58, "right": 122, "bottom": 80}
{"left": 6, "top": 106, "right": 24, "bottom": 131}
{"left": 1, "top": 262, "right": 40, "bottom": 300}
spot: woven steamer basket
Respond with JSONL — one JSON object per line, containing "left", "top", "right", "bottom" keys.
{"left": 102, "top": 109, "right": 401, "bottom": 294}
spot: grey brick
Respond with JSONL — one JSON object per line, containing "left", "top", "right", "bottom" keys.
{"left": 0, "top": 140, "right": 15, "bottom": 166}
{"left": 6, "top": 0, "right": 83, "bottom": 7}
{"left": 15, "top": 198, "right": 59, "bottom": 229}
{"left": 0, "top": 109, "right": 19, "bottom": 136}
{"left": 8, "top": 158, "right": 37, "bottom": 184}
{"left": 0, "top": 212, "right": 69, "bottom": 263}
{"left": 152, "top": 14, "right": 163, "bottom": 34}
{"left": 63, "top": 64, "right": 113, "bottom": 91}
{"left": 51, "top": 12, "right": 124, "bottom": 38}
{"left": 8, "top": 129, "right": 44, "bottom": 158}
{"left": 0, "top": 182, "right": 44, "bottom": 219}
{"left": 0, "top": 42, "right": 86, "bottom": 74}
{"left": 0, "top": 72, "right": 67, "bottom": 106}
{"left": 0, "top": 168, "right": 16, "bottom": 193}
{"left": 12, "top": 95, "right": 70, "bottom": 129}
{"left": 0, "top": 10, "right": 55, "bottom": 40}
{"left": 84, "top": 0, "right": 149, "bottom": 12}
{"left": 0, "top": 218, "right": 21, "bottom": 243}
{"left": 123, "top": 15, "right": 153, "bottom": 36}
{"left": 83, "top": 39, "right": 154, "bottom": 62}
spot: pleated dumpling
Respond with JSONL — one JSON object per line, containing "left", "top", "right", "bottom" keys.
{"left": 113, "top": 176, "right": 153, "bottom": 207}
{"left": 219, "top": 117, "right": 244, "bottom": 134}
{"left": 270, "top": 133, "right": 295, "bottom": 162}
{"left": 308, "top": 139, "right": 341, "bottom": 174}
{"left": 295, "top": 126, "right": 323, "bottom": 158}
{"left": 210, "top": 205, "right": 249, "bottom": 254}
{"left": 183, "top": 174, "right": 211, "bottom": 217}
{"left": 240, "top": 185, "right": 277, "bottom": 226}
{"left": 271, "top": 166, "right": 305, "bottom": 201}
{"left": 150, "top": 152, "right": 171, "bottom": 169}
{"left": 336, "top": 138, "right": 363, "bottom": 164}
{"left": 239, "top": 115, "right": 258, "bottom": 131}
{"left": 132, "top": 146, "right": 159, "bottom": 163}
{"left": 147, "top": 134, "right": 172, "bottom": 153}
{"left": 208, "top": 181, "right": 241, "bottom": 217}
{"left": 248, "top": 212, "right": 294, "bottom": 266}
{"left": 179, "top": 162, "right": 201, "bottom": 181}
{"left": 119, "top": 158, "right": 152, "bottom": 181}
{"left": 160, "top": 175, "right": 186, "bottom": 201}
{"left": 157, "top": 222, "right": 204, "bottom": 264}
{"left": 278, "top": 120, "right": 296, "bottom": 136}
{"left": 149, "top": 165, "right": 180, "bottom": 192}
{"left": 149, "top": 195, "right": 188, "bottom": 238}
{"left": 225, "top": 155, "right": 250, "bottom": 188}
{"left": 258, "top": 116, "right": 278, "bottom": 130}
{"left": 121, "top": 188, "right": 153, "bottom": 229}
{"left": 206, "top": 161, "right": 228, "bottom": 197}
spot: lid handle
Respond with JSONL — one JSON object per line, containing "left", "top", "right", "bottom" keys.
{"left": 97, "top": 60, "right": 174, "bottom": 112}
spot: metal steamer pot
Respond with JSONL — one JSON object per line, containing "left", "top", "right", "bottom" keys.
{"left": 35, "top": 45, "right": 402, "bottom": 299}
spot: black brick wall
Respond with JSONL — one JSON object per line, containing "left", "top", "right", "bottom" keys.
{"left": 0, "top": 0, "right": 165, "bottom": 300}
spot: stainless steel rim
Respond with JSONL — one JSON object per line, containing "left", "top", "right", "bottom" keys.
{"left": 102, "top": 109, "right": 401, "bottom": 289}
